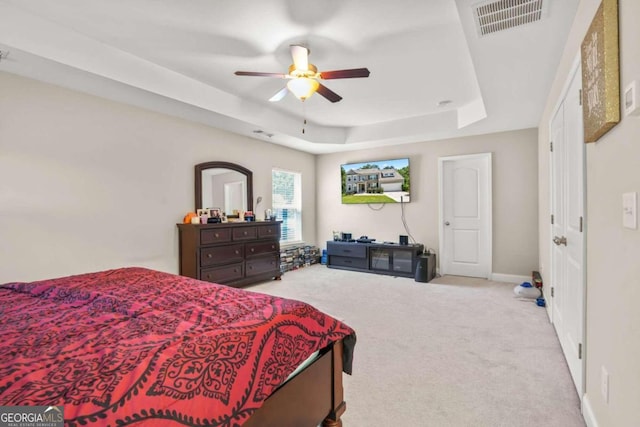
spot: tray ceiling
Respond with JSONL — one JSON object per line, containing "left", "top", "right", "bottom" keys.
{"left": 0, "top": 0, "right": 578, "bottom": 153}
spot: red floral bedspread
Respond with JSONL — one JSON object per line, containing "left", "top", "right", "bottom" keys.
{"left": 0, "top": 267, "right": 355, "bottom": 426}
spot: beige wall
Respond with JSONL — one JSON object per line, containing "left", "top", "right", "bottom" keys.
{"left": 538, "top": 0, "right": 640, "bottom": 425}
{"left": 316, "top": 128, "right": 539, "bottom": 278}
{"left": 0, "top": 71, "right": 316, "bottom": 282}
{"left": 0, "top": 69, "right": 540, "bottom": 283}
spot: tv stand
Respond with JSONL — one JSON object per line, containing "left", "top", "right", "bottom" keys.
{"left": 326, "top": 241, "right": 425, "bottom": 279}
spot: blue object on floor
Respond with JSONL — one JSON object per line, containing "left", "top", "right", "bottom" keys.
{"left": 536, "top": 297, "right": 546, "bottom": 307}
{"left": 521, "top": 281, "right": 533, "bottom": 288}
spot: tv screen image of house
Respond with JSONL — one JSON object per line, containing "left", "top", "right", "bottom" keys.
{"left": 341, "top": 158, "right": 410, "bottom": 204}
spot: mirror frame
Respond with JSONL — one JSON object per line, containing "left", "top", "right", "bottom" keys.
{"left": 195, "top": 161, "right": 253, "bottom": 213}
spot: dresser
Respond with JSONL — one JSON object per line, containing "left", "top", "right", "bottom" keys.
{"left": 177, "top": 221, "right": 282, "bottom": 287}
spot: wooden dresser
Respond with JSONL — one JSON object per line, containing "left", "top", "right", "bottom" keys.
{"left": 177, "top": 221, "right": 282, "bottom": 287}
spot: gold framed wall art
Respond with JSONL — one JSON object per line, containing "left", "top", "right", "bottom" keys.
{"left": 581, "top": 0, "right": 620, "bottom": 143}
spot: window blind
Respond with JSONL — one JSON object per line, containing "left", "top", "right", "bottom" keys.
{"left": 272, "top": 169, "right": 302, "bottom": 243}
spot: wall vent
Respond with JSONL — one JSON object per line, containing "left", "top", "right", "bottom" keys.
{"left": 474, "top": 0, "right": 548, "bottom": 37}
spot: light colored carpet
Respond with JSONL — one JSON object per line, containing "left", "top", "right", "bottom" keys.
{"left": 249, "top": 265, "right": 585, "bottom": 427}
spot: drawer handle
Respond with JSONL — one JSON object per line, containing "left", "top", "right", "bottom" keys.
{"left": 271, "top": 245, "right": 275, "bottom": 249}
{"left": 248, "top": 266, "right": 253, "bottom": 270}
{"left": 250, "top": 248, "right": 255, "bottom": 252}
{"left": 267, "top": 229, "right": 272, "bottom": 233}
{"left": 234, "top": 269, "right": 238, "bottom": 273}
{"left": 207, "top": 253, "right": 212, "bottom": 258}
{"left": 206, "top": 274, "right": 211, "bottom": 279}
{"left": 214, "top": 233, "right": 219, "bottom": 238}
{"left": 243, "top": 231, "right": 248, "bottom": 236}
{"left": 235, "top": 250, "right": 240, "bottom": 255}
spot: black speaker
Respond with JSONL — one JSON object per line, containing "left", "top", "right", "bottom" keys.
{"left": 415, "top": 253, "right": 436, "bottom": 283}
{"left": 415, "top": 257, "right": 428, "bottom": 282}
{"left": 399, "top": 235, "right": 408, "bottom": 245}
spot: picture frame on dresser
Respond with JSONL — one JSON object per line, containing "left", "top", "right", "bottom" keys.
{"left": 208, "top": 207, "right": 222, "bottom": 218}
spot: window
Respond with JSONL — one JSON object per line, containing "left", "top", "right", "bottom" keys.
{"left": 272, "top": 169, "right": 302, "bottom": 244}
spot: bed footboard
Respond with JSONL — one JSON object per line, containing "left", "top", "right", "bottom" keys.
{"left": 322, "top": 338, "right": 345, "bottom": 427}
{"left": 244, "top": 339, "right": 346, "bottom": 427}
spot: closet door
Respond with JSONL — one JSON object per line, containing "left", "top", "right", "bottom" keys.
{"left": 550, "top": 62, "right": 586, "bottom": 396}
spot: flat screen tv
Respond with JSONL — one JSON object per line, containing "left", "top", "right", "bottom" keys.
{"left": 341, "top": 158, "right": 410, "bottom": 204}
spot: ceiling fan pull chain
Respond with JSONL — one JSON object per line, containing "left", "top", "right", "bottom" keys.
{"left": 302, "top": 103, "right": 307, "bottom": 134}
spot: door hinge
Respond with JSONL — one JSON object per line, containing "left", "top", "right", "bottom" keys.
{"left": 579, "top": 216, "right": 583, "bottom": 232}
{"left": 550, "top": 141, "right": 554, "bottom": 152}
{"left": 551, "top": 214, "right": 554, "bottom": 225}
{"left": 578, "top": 343, "right": 582, "bottom": 359}
{"left": 551, "top": 287, "right": 554, "bottom": 298}
{"left": 579, "top": 89, "right": 583, "bottom": 106}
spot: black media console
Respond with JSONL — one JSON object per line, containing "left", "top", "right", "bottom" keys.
{"left": 327, "top": 241, "right": 433, "bottom": 280}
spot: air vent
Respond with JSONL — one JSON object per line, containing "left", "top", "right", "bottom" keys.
{"left": 474, "top": 0, "right": 547, "bottom": 37}
{"left": 252, "top": 129, "right": 274, "bottom": 138}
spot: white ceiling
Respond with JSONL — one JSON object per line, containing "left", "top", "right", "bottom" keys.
{"left": 0, "top": 0, "right": 579, "bottom": 154}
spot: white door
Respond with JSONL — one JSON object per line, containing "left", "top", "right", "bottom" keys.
{"left": 439, "top": 153, "right": 492, "bottom": 278}
{"left": 550, "top": 62, "right": 585, "bottom": 395}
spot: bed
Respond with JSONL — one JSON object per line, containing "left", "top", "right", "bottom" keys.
{"left": 0, "top": 267, "right": 355, "bottom": 426}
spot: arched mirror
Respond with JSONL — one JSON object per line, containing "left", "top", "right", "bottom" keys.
{"left": 195, "top": 161, "right": 253, "bottom": 216}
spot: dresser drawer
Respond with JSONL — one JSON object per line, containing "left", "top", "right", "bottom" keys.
{"left": 329, "top": 255, "right": 368, "bottom": 269}
{"left": 257, "top": 224, "right": 280, "bottom": 239}
{"left": 246, "top": 241, "right": 278, "bottom": 257}
{"left": 201, "top": 263, "right": 244, "bottom": 283}
{"left": 327, "top": 243, "right": 367, "bottom": 258}
{"left": 201, "top": 228, "right": 232, "bottom": 245}
{"left": 233, "top": 226, "right": 257, "bottom": 241}
{"left": 246, "top": 255, "right": 279, "bottom": 276}
{"left": 201, "top": 244, "right": 244, "bottom": 267}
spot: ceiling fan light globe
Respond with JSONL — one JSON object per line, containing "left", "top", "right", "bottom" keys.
{"left": 287, "top": 78, "right": 319, "bottom": 101}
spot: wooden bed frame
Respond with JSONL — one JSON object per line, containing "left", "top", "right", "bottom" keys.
{"left": 243, "top": 339, "right": 346, "bottom": 427}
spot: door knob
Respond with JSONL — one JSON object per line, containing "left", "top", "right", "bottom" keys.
{"left": 444, "top": 221, "right": 450, "bottom": 226}
{"left": 553, "top": 236, "right": 567, "bottom": 246}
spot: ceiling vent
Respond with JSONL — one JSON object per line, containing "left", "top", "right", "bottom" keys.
{"left": 474, "top": 0, "right": 548, "bottom": 37}
{"left": 252, "top": 129, "right": 274, "bottom": 138}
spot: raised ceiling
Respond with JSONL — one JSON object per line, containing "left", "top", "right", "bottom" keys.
{"left": 0, "top": 0, "right": 578, "bottom": 154}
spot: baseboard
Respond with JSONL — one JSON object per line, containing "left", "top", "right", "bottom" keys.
{"left": 490, "top": 273, "right": 530, "bottom": 284}
{"left": 582, "top": 394, "right": 599, "bottom": 427}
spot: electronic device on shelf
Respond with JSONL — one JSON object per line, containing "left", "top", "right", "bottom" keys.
{"left": 357, "top": 235, "right": 376, "bottom": 243}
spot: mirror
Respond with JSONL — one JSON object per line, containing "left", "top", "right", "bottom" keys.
{"left": 195, "top": 161, "right": 253, "bottom": 215}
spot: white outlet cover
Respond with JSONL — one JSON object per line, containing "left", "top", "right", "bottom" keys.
{"left": 623, "top": 192, "right": 637, "bottom": 229}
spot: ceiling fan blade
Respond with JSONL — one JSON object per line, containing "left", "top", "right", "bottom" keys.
{"left": 290, "top": 45, "right": 309, "bottom": 71}
{"left": 320, "top": 68, "right": 370, "bottom": 79}
{"left": 316, "top": 83, "right": 343, "bottom": 103}
{"left": 269, "top": 87, "right": 288, "bottom": 102}
{"left": 234, "top": 71, "right": 287, "bottom": 78}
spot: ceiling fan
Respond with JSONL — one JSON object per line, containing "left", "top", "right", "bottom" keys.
{"left": 234, "top": 44, "right": 370, "bottom": 103}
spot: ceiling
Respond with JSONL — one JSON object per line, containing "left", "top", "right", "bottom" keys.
{"left": 0, "top": 0, "right": 579, "bottom": 154}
